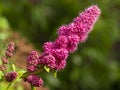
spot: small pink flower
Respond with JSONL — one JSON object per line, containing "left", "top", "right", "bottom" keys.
{"left": 39, "top": 53, "right": 56, "bottom": 69}
{"left": 54, "top": 36, "right": 68, "bottom": 49}
{"left": 67, "top": 35, "right": 80, "bottom": 52}
{"left": 43, "top": 42, "right": 53, "bottom": 53}
{"left": 5, "top": 71, "right": 18, "bottom": 82}
{"left": 1, "top": 56, "right": 9, "bottom": 64}
{"left": 27, "top": 51, "right": 39, "bottom": 66}
{"left": 57, "top": 25, "right": 68, "bottom": 36}
{"left": 27, "top": 65, "right": 35, "bottom": 72}
{"left": 27, "top": 75, "right": 44, "bottom": 87}
{"left": 54, "top": 59, "right": 66, "bottom": 70}
{"left": 51, "top": 49, "right": 68, "bottom": 60}
{"left": 5, "top": 42, "right": 15, "bottom": 57}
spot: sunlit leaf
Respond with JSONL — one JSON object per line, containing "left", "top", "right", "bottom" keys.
{"left": 44, "top": 66, "right": 50, "bottom": 73}
{"left": 54, "top": 71, "right": 57, "bottom": 78}
{"left": 0, "top": 71, "right": 3, "bottom": 80}
{"left": 0, "top": 16, "right": 9, "bottom": 30}
{"left": 12, "top": 64, "right": 16, "bottom": 71}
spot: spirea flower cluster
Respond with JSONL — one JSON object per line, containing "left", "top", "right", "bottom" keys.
{"left": 26, "top": 75, "right": 44, "bottom": 87}
{"left": 0, "top": 42, "right": 18, "bottom": 83}
{"left": 27, "top": 51, "right": 39, "bottom": 72}
{"left": 25, "top": 5, "right": 101, "bottom": 87}
{"left": 5, "top": 42, "right": 15, "bottom": 57}
{"left": 26, "top": 51, "right": 45, "bottom": 87}
{"left": 4, "top": 71, "right": 17, "bottom": 82}
{"left": 0, "top": 42, "right": 15, "bottom": 71}
{"left": 39, "top": 5, "right": 101, "bottom": 70}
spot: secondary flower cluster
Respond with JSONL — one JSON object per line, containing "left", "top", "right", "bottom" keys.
{"left": 26, "top": 75, "right": 44, "bottom": 87}
{"left": 0, "top": 42, "right": 15, "bottom": 71}
{"left": 5, "top": 41, "right": 15, "bottom": 58}
{"left": 4, "top": 71, "right": 18, "bottom": 82}
{"left": 0, "top": 42, "right": 18, "bottom": 82}
{"left": 26, "top": 51, "right": 44, "bottom": 87}
{"left": 0, "top": 42, "right": 14, "bottom": 70}
{"left": 27, "top": 51, "right": 39, "bottom": 72}
{"left": 25, "top": 5, "right": 101, "bottom": 87}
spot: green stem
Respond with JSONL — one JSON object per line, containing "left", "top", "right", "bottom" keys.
{"left": 21, "top": 68, "right": 44, "bottom": 79}
{"left": 31, "top": 84, "right": 36, "bottom": 90}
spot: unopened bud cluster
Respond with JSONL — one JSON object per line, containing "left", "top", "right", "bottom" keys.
{"left": 26, "top": 51, "right": 44, "bottom": 87}
{"left": 0, "top": 42, "right": 18, "bottom": 82}
{"left": 26, "top": 75, "right": 44, "bottom": 87}
{"left": 5, "top": 42, "right": 15, "bottom": 57}
{"left": 4, "top": 71, "right": 17, "bottom": 82}
{"left": 0, "top": 42, "right": 15, "bottom": 71}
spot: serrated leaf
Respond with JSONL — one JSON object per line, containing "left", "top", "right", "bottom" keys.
{"left": 44, "top": 66, "right": 50, "bottom": 73}
{"left": 7, "top": 70, "right": 26, "bottom": 89}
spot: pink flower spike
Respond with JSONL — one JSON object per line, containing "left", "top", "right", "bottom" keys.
{"left": 58, "top": 5, "right": 101, "bottom": 43}
{"left": 40, "top": 5, "right": 101, "bottom": 71}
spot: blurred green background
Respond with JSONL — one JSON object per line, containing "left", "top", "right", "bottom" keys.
{"left": 0, "top": 0, "right": 120, "bottom": 90}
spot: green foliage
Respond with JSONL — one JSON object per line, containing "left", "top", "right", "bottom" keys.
{"left": 12, "top": 64, "right": 16, "bottom": 72}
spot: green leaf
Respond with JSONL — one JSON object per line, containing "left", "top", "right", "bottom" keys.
{"left": 0, "top": 71, "right": 3, "bottom": 80}
{"left": 44, "top": 66, "right": 50, "bottom": 73}
{"left": 7, "top": 70, "right": 26, "bottom": 89}
{"left": 11, "top": 64, "right": 16, "bottom": 71}
{"left": 0, "top": 16, "right": 9, "bottom": 30}
{"left": 0, "top": 33, "right": 9, "bottom": 40}
{"left": 54, "top": 71, "right": 57, "bottom": 78}
{"left": 31, "top": 84, "right": 36, "bottom": 90}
